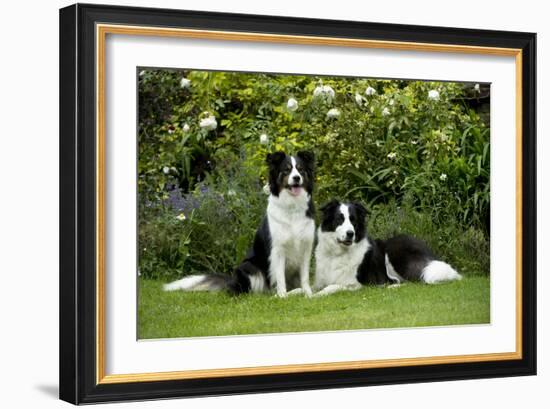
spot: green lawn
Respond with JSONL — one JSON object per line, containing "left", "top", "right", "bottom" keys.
{"left": 138, "top": 276, "right": 490, "bottom": 339}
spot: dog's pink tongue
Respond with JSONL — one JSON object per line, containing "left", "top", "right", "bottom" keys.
{"left": 290, "top": 186, "right": 302, "bottom": 196}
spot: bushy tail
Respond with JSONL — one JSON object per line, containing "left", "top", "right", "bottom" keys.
{"left": 163, "top": 274, "right": 233, "bottom": 292}
{"left": 421, "top": 260, "right": 462, "bottom": 284}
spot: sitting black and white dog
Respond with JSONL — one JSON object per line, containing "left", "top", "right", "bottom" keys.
{"left": 314, "top": 200, "right": 461, "bottom": 296}
{"left": 164, "top": 151, "right": 316, "bottom": 297}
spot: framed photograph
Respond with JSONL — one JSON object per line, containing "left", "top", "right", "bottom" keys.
{"left": 59, "top": 3, "right": 536, "bottom": 404}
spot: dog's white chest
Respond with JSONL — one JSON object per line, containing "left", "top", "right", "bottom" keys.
{"left": 314, "top": 231, "right": 370, "bottom": 288}
{"left": 267, "top": 192, "right": 314, "bottom": 268}
{"left": 270, "top": 213, "right": 314, "bottom": 244}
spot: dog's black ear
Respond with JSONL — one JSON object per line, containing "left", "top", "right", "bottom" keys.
{"left": 297, "top": 150, "right": 315, "bottom": 175}
{"left": 350, "top": 202, "right": 368, "bottom": 241}
{"left": 266, "top": 151, "right": 286, "bottom": 168}
{"left": 320, "top": 199, "right": 340, "bottom": 215}
{"left": 320, "top": 199, "right": 340, "bottom": 231}
{"left": 297, "top": 150, "right": 315, "bottom": 166}
{"left": 351, "top": 202, "right": 367, "bottom": 221}
{"left": 266, "top": 152, "right": 286, "bottom": 196}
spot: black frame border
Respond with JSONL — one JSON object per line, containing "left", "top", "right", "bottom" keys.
{"left": 59, "top": 3, "right": 536, "bottom": 404}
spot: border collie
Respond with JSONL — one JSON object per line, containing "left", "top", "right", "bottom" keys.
{"left": 314, "top": 200, "right": 461, "bottom": 296}
{"left": 164, "top": 151, "right": 316, "bottom": 297}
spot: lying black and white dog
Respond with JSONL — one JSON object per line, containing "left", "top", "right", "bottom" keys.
{"left": 314, "top": 200, "right": 461, "bottom": 296}
{"left": 164, "top": 151, "right": 316, "bottom": 297}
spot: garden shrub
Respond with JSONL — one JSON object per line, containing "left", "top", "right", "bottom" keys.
{"left": 138, "top": 68, "right": 490, "bottom": 280}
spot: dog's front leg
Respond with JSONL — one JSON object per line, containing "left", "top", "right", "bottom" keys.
{"left": 299, "top": 242, "right": 313, "bottom": 297}
{"left": 313, "top": 283, "right": 362, "bottom": 297}
{"left": 269, "top": 247, "right": 287, "bottom": 298}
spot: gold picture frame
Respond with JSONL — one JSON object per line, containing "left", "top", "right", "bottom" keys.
{"left": 60, "top": 3, "right": 536, "bottom": 404}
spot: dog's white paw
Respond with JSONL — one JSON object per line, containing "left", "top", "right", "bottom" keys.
{"left": 303, "top": 286, "right": 313, "bottom": 298}
{"left": 276, "top": 290, "right": 288, "bottom": 298}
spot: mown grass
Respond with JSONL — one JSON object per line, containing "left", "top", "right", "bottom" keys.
{"left": 138, "top": 276, "right": 490, "bottom": 339}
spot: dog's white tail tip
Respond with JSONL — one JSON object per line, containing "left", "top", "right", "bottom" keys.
{"left": 421, "top": 260, "right": 462, "bottom": 284}
{"left": 163, "top": 282, "right": 179, "bottom": 291}
{"left": 163, "top": 275, "right": 206, "bottom": 291}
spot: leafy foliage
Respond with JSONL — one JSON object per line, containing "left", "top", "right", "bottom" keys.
{"left": 138, "top": 68, "right": 489, "bottom": 280}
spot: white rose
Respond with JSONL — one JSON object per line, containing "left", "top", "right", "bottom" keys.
{"left": 326, "top": 108, "right": 341, "bottom": 119}
{"left": 365, "top": 86, "right": 376, "bottom": 96}
{"left": 313, "top": 86, "right": 323, "bottom": 98}
{"left": 323, "top": 85, "right": 335, "bottom": 99}
{"left": 387, "top": 152, "right": 397, "bottom": 160}
{"left": 287, "top": 97, "right": 298, "bottom": 111}
{"left": 180, "top": 78, "right": 191, "bottom": 89}
{"left": 428, "top": 89, "right": 440, "bottom": 100}
{"left": 259, "top": 133, "right": 269, "bottom": 144}
{"left": 313, "top": 85, "right": 335, "bottom": 100}
{"left": 440, "top": 173, "right": 448, "bottom": 181}
{"left": 382, "top": 107, "right": 390, "bottom": 116}
{"left": 199, "top": 115, "right": 217, "bottom": 131}
{"left": 227, "top": 189, "right": 236, "bottom": 196}
{"left": 163, "top": 166, "right": 170, "bottom": 174}
{"left": 182, "top": 123, "right": 190, "bottom": 132}
{"left": 355, "top": 93, "right": 363, "bottom": 105}
{"left": 176, "top": 213, "right": 187, "bottom": 221}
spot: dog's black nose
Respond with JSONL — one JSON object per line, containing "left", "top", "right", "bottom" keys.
{"left": 346, "top": 230, "right": 354, "bottom": 239}
{"left": 292, "top": 175, "right": 301, "bottom": 183}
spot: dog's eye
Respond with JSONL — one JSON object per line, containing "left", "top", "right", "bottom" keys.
{"left": 349, "top": 215, "right": 356, "bottom": 222}
{"left": 296, "top": 165, "right": 303, "bottom": 171}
